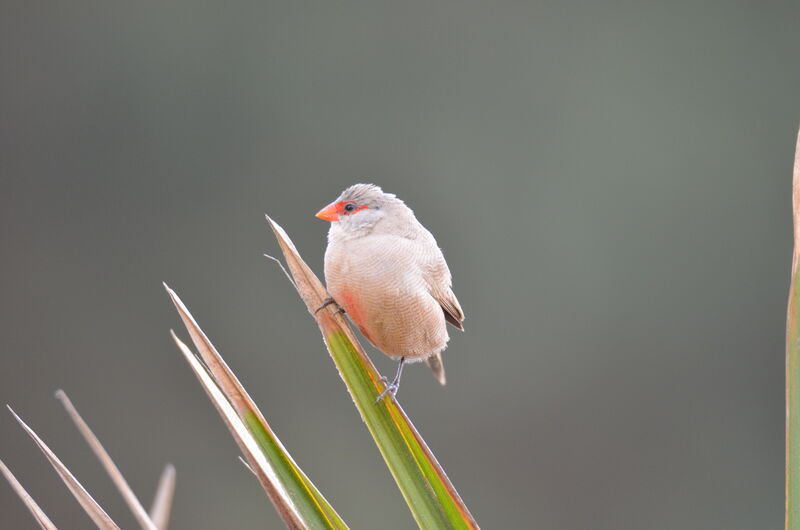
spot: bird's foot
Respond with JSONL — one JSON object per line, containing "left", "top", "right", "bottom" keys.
{"left": 375, "top": 380, "right": 399, "bottom": 404}
{"left": 375, "top": 356, "right": 405, "bottom": 404}
{"left": 315, "top": 297, "right": 345, "bottom": 315}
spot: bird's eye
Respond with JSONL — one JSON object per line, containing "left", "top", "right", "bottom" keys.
{"left": 343, "top": 203, "right": 356, "bottom": 213}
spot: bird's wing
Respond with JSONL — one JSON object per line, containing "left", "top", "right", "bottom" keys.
{"left": 422, "top": 245, "right": 465, "bottom": 331}
{"left": 434, "top": 287, "right": 465, "bottom": 331}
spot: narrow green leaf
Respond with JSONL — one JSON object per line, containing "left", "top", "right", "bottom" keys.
{"left": 0, "top": 458, "right": 58, "bottom": 530}
{"left": 787, "top": 129, "right": 800, "bottom": 530}
{"left": 54, "top": 390, "right": 158, "bottom": 530}
{"left": 266, "top": 216, "right": 479, "bottom": 529}
{"left": 165, "top": 287, "right": 349, "bottom": 530}
{"left": 8, "top": 406, "right": 121, "bottom": 530}
{"left": 170, "top": 333, "right": 306, "bottom": 528}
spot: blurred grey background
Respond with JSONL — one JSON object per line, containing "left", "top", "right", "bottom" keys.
{"left": 1, "top": 1, "right": 798, "bottom": 528}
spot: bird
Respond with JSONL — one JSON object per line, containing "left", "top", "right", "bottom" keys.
{"left": 315, "top": 184, "right": 464, "bottom": 402}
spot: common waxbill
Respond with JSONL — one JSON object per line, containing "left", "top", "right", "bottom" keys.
{"left": 315, "top": 184, "right": 464, "bottom": 401}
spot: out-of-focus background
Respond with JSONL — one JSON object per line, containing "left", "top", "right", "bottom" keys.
{"left": 1, "top": 1, "right": 798, "bottom": 528}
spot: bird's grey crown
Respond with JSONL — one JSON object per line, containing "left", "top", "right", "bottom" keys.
{"left": 338, "top": 183, "right": 399, "bottom": 206}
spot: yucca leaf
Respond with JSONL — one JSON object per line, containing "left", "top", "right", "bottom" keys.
{"left": 0, "top": 458, "right": 58, "bottom": 530}
{"left": 149, "top": 464, "right": 176, "bottom": 530}
{"left": 54, "top": 390, "right": 159, "bottom": 530}
{"left": 170, "top": 333, "right": 306, "bottom": 527}
{"left": 165, "top": 287, "right": 349, "bottom": 530}
{"left": 7, "top": 406, "right": 121, "bottom": 530}
{"left": 266, "top": 216, "right": 479, "bottom": 529}
{"left": 787, "top": 129, "right": 800, "bottom": 530}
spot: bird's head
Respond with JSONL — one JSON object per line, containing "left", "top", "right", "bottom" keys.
{"left": 315, "top": 184, "right": 401, "bottom": 233}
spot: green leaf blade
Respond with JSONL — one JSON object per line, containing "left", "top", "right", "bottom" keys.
{"left": 166, "top": 290, "right": 348, "bottom": 530}
{"left": 787, "top": 129, "right": 800, "bottom": 530}
{"left": 240, "top": 409, "right": 348, "bottom": 529}
{"left": 327, "top": 329, "right": 475, "bottom": 528}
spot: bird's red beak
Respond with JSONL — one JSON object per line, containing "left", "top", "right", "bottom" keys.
{"left": 315, "top": 201, "right": 340, "bottom": 222}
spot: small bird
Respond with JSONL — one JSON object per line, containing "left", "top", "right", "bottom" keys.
{"left": 315, "top": 184, "right": 464, "bottom": 402}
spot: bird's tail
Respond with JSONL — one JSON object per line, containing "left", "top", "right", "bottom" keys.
{"left": 425, "top": 351, "right": 446, "bottom": 386}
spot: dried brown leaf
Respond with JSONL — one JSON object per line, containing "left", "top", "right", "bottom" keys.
{"left": 54, "top": 390, "right": 158, "bottom": 530}
{"left": 0, "top": 458, "right": 58, "bottom": 530}
{"left": 149, "top": 464, "right": 176, "bottom": 530}
{"left": 8, "top": 406, "right": 120, "bottom": 530}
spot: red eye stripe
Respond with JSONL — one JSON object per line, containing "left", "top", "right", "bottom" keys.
{"left": 336, "top": 201, "right": 369, "bottom": 216}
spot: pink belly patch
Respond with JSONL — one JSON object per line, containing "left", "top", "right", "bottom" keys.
{"left": 338, "top": 288, "right": 373, "bottom": 343}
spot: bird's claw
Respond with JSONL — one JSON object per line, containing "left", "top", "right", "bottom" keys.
{"left": 375, "top": 381, "right": 399, "bottom": 404}
{"left": 315, "top": 297, "right": 345, "bottom": 315}
{"left": 375, "top": 357, "right": 405, "bottom": 404}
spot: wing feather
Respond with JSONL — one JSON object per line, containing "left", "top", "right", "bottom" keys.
{"left": 436, "top": 288, "right": 464, "bottom": 331}
{"left": 420, "top": 240, "right": 465, "bottom": 332}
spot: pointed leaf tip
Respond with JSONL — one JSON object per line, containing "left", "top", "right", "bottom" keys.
{"left": 54, "top": 390, "right": 158, "bottom": 530}
{"left": 167, "top": 288, "right": 348, "bottom": 528}
{"left": 9, "top": 407, "right": 121, "bottom": 530}
{"left": 149, "top": 463, "right": 176, "bottom": 530}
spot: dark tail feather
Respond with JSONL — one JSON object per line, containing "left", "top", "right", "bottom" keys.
{"left": 426, "top": 351, "right": 446, "bottom": 386}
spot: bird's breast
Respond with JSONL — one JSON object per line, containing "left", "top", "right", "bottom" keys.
{"left": 323, "top": 236, "right": 448, "bottom": 359}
